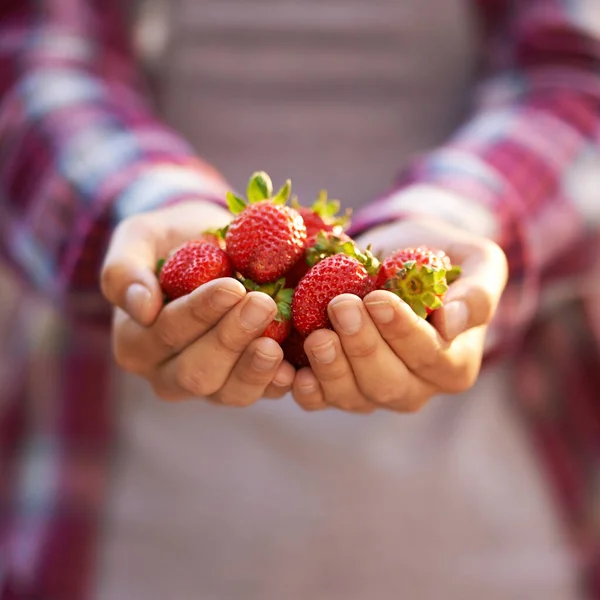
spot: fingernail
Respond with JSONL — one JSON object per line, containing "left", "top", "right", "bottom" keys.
{"left": 211, "top": 286, "right": 245, "bottom": 310}
{"left": 125, "top": 283, "right": 151, "bottom": 321}
{"left": 311, "top": 340, "right": 336, "bottom": 364}
{"left": 364, "top": 299, "right": 395, "bottom": 324}
{"left": 330, "top": 299, "right": 362, "bottom": 335}
{"left": 240, "top": 296, "right": 274, "bottom": 331}
{"left": 252, "top": 349, "right": 279, "bottom": 372}
{"left": 444, "top": 301, "right": 468, "bottom": 339}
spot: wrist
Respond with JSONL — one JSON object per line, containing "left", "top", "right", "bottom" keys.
{"left": 112, "top": 161, "right": 231, "bottom": 223}
{"left": 352, "top": 184, "right": 500, "bottom": 241}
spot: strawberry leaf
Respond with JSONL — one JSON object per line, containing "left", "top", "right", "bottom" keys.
{"left": 226, "top": 191, "right": 247, "bottom": 215}
{"left": 273, "top": 179, "right": 292, "bottom": 205}
{"left": 433, "top": 282, "right": 449, "bottom": 295}
{"left": 446, "top": 265, "right": 462, "bottom": 284}
{"left": 240, "top": 278, "right": 261, "bottom": 292}
{"left": 274, "top": 287, "right": 293, "bottom": 322}
{"left": 156, "top": 258, "right": 165, "bottom": 275}
{"left": 247, "top": 171, "right": 273, "bottom": 203}
{"left": 310, "top": 190, "right": 351, "bottom": 229}
{"left": 354, "top": 245, "right": 381, "bottom": 276}
{"left": 203, "top": 226, "right": 228, "bottom": 240}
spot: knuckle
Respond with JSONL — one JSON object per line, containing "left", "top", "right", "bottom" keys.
{"left": 175, "top": 363, "right": 212, "bottom": 397}
{"left": 400, "top": 396, "right": 427, "bottom": 414}
{"left": 387, "top": 311, "right": 421, "bottom": 342}
{"left": 152, "top": 384, "right": 184, "bottom": 402}
{"left": 188, "top": 297, "right": 218, "bottom": 328}
{"left": 415, "top": 345, "right": 442, "bottom": 371}
{"left": 216, "top": 325, "right": 248, "bottom": 355}
{"left": 216, "top": 389, "right": 256, "bottom": 407}
{"left": 345, "top": 338, "right": 379, "bottom": 360}
{"left": 111, "top": 333, "right": 143, "bottom": 374}
{"left": 112, "top": 346, "right": 141, "bottom": 374}
{"left": 237, "top": 366, "right": 271, "bottom": 387}
{"left": 446, "top": 363, "right": 481, "bottom": 394}
{"left": 326, "top": 393, "right": 367, "bottom": 412}
{"left": 156, "top": 326, "right": 181, "bottom": 354}
{"left": 370, "top": 385, "right": 404, "bottom": 408}
{"left": 316, "top": 363, "right": 349, "bottom": 383}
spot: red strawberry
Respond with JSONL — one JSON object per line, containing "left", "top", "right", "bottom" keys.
{"left": 263, "top": 319, "right": 292, "bottom": 345}
{"left": 293, "top": 190, "right": 351, "bottom": 240}
{"left": 225, "top": 172, "right": 307, "bottom": 284}
{"left": 200, "top": 228, "right": 227, "bottom": 249}
{"left": 240, "top": 277, "right": 294, "bottom": 344}
{"left": 282, "top": 329, "right": 310, "bottom": 369}
{"left": 292, "top": 252, "right": 379, "bottom": 336}
{"left": 284, "top": 230, "right": 352, "bottom": 288}
{"left": 376, "top": 247, "right": 461, "bottom": 318}
{"left": 158, "top": 240, "right": 233, "bottom": 301}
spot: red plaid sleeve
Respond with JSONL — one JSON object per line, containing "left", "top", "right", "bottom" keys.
{"left": 0, "top": 1, "right": 230, "bottom": 320}
{"left": 351, "top": 0, "right": 600, "bottom": 348}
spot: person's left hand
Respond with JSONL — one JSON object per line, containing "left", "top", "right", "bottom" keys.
{"left": 291, "top": 216, "right": 508, "bottom": 413}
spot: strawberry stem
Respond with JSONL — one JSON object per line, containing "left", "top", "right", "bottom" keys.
{"left": 238, "top": 276, "right": 293, "bottom": 322}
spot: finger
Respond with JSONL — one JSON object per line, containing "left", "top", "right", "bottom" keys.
{"left": 263, "top": 361, "right": 296, "bottom": 399}
{"left": 328, "top": 294, "right": 433, "bottom": 411}
{"left": 101, "top": 217, "right": 164, "bottom": 326}
{"left": 304, "top": 329, "right": 374, "bottom": 413}
{"left": 112, "top": 278, "right": 246, "bottom": 371}
{"left": 364, "top": 290, "right": 481, "bottom": 394}
{"left": 292, "top": 368, "right": 329, "bottom": 411}
{"left": 101, "top": 200, "right": 230, "bottom": 326}
{"left": 213, "top": 337, "right": 283, "bottom": 407}
{"left": 434, "top": 240, "right": 508, "bottom": 341}
{"left": 154, "top": 292, "right": 277, "bottom": 399}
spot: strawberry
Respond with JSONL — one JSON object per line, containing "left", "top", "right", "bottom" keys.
{"left": 264, "top": 319, "right": 292, "bottom": 345}
{"left": 158, "top": 240, "right": 233, "bottom": 301}
{"left": 376, "top": 247, "right": 461, "bottom": 318}
{"left": 200, "top": 228, "right": 227, "bottom": 249}
{"left": 240, "top": 277, "right": 294, "bottom": 344}
{"left": 282, "top": 328, "right": 310, "bottom": 369}
{"left": 284, "top": 230, "right": 354, "bottom": 288}
{"left": 293, "top": 190, "right": 351, "bottom": 242}
{"left": 291, "top": 250, "right": 380, "bottom": 336}
{"left": 224, "top": 172, "right": 307, "bottom": 284}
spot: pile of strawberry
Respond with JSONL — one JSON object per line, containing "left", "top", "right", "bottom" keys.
{"left": 157, "top": 172, "right": 461, "bottom": 369}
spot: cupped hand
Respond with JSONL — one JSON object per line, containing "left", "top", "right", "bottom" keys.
{"left": 292, "top": 216, "right": 508, "bottom": 413}
{"left": 101, "top": 200, "right": 295, "bottom": 405}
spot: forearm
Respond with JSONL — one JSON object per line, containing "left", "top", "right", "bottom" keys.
{"left": 352, "top": 0, "right": 600, "bottom": 348}
{"left": 0, "top": 1, "right": 230, "bottom": 321}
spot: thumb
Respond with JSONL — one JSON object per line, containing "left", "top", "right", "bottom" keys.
{"left": 434, "top": 240, "right": 508, "bottom": 341}
{"left": 100, "top": 219, "right": 164, "bottom": 326}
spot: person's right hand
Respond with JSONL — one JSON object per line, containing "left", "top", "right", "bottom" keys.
{"left": 100, "top": 199, "right": 296, "bottom": 405}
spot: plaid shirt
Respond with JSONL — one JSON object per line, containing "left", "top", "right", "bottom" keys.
{"left": 1, "top": 0, "right": 600, "bottom": 598}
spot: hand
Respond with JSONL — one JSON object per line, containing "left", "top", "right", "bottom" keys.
{"left": 291, "top": 216, "right": 508, "bottom": 413}
{"left": 101, "top": 200, "right": 295, "bottom": 405}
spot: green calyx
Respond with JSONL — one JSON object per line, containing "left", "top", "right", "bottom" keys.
{"left": 239, "top": 276, "right": 293, "bottom": 322}
{"left": 384, "top": 262, "right": 448, "bottom": 319}
{"left": 446, "top": 265, "right": 462, "bottom": 284}
{"left": 292, "top": 189, "right": 352, "bottom": 230}
{"left": 305, "top": 232, "right": 380, "bottom": 276}
{"left": 156, "top": 258, "right": 166, "bottom": 275}
{"left": 226, "top": 171, "right": 292, "bottom": 215}
{"left": 203, "top": 226, "right": 228, "bottom": 240}
{"left": 306, "top": 231, "right": 357, "bottom": 267}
